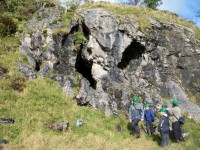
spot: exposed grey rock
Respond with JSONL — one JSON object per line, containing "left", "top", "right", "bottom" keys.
{"left": 0, "top": 66, "right": 7, "bottom": 76}
{"left": 76, "top": 78, "right": 96, "bottom": 106}
{"left": 79, "top": 9, "right": 119, "bottom": 50}
{"left": 20, "top": 7, "right": 200, "bottom": 121}
{"left": 18, "top": 63, "right": 37, "bottom": 79}
{"left": 166, "top": 81, "right": 200, "bottom": 121}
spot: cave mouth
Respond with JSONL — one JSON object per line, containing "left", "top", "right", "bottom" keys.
{"left": 75, "top": 50, "right": 96, "bottom": 89}
{"left": 35, "top": 61, "right": 42, "bottom": 71}
{"left": 117, "top": 40, "right": 146, "bottom": 69}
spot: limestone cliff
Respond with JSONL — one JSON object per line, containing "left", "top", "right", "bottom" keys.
{"left": 19, "top": 4, "right": 200, "bottom": 122}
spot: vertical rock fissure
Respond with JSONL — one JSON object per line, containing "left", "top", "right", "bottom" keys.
{"left": 75, "top": 50, "right": 96, "bottom": 89}
{"left": 35, "top": 60, "right": 42, "bottom": 71}
{"left": 82, "top": 22, "right": 90, "bottom": 40}
{"left": 117, "top": 40, "right": 146, "bottom": 69}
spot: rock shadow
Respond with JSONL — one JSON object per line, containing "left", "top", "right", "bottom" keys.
{"left": 75, "top": 50, "right": 96, "bottom": 89}
{"left": 117, "top": 40, "right": 145, "bottom": 69}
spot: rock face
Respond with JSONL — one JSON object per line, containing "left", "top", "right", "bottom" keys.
{"left": 0, "top": 66, "right": 7, "bottom": 76}
{"left": 20, "top": 6, "right": 200, "bottom": 121}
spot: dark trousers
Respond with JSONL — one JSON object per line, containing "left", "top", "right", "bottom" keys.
{"left": 172, "top": 121, "right": 183, "bottom": 141}
{"left": 160, "top": 132, "right": 170, "bottom": 147}
{"left": 146, "top": 122, "right": 153, "bottom": 135}
{"left": 132, "top": 119, "right": 140, "bottom": 135}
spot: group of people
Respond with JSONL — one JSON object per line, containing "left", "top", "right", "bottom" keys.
{"left": 129, "top": 97, "right": 184, "bottom": 147}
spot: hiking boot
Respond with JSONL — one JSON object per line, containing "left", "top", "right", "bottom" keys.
{"left": 136, "top": 134, "right": 140, "bottom": 138}
{"left": 182, "top": 132, "right": 189, "bottom": 138}
{"left": 179, "top": 136, "right": 184, "bottom": 142}
{"left": 175, "top": 140, "right": 180, "bottom": 143}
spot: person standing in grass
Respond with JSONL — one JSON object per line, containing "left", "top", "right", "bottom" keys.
{"left": 168, "top": 99, "right": 184, "bottom": 142}
{"left": 129, "top": 96, "right": 144, "bottom": 138}
{"left": 144, "top": 103, "right": 155, "bottom": 136}
{"left": 158, "top": 107, "right": 170, "bottom": 147}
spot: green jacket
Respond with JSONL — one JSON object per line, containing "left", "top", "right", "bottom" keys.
{"left": 129, "top": 103, "right": 144, "bottom": 120}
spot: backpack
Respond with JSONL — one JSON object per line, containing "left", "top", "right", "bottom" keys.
{"left": 48, "top": 121, "right": 69, "bottom": 131}
{"left": 173, "top": 114, "right": 185, "bottom": 125}
{"left": 178, "top": 117, "right": 185, "bottom": 125}
{"left": 0, "top": 118, "right": 14, "bottom": 124}
{"left": 0, "top": 139, "right": 8, "bottom": 144}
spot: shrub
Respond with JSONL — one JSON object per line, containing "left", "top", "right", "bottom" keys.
{"left": 0, "top": 14, "right": 17, "bottom": 37}
{"left": 73, "top": 32, "right": 87, "bottom": 46}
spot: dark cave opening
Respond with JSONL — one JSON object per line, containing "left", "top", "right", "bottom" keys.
{"left": 75, "top": 50, "right": 96, "bottom": 89}
{"left": 117, "top": 40, "right": 146, "bottom": 69}
{"left": 35, "top": 61, "right": 41, "bottom": 71}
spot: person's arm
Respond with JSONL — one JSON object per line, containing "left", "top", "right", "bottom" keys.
{"left": 129, "top": 105, "right": 132, "bottom": 123}
{"left": 144, "top": 111, "right": 147, "bottom": 122}
{"left": 141, "top": 104, "right": 144, "bottom": 121}
{"left": 151, "top": 109, "right": 155, "bottom": 122}
{"left": 167, "top": 107, "right": 173, "bottom": 115}
{"left": 158, "top": 117, "right": 161, "bottom": 132}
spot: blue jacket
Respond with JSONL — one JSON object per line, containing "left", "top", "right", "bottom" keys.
{"left": 144, "top": 109, "right": 155, "bottom": 123}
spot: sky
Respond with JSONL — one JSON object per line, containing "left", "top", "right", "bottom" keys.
{"left": 59, "top": 0, "right": 200, "bottom": 27}
{"left": 158, "top": 0, "right": 200, "bottom": 27}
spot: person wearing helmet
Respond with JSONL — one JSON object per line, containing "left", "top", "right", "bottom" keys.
{"left": 129, "top": 96, "right": 144, "bottom": 138}
{"left": 158, "top": 107, "right": 170, "bottom": 147}
{"left": 144, "top": 103, "right": 155, "bottom": 136}
{"left": 168, "top": 99, "right": 183, "bottom": 142}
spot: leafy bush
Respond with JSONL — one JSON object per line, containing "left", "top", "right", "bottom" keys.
{"left": 143, "top": 0, "right": 162, "bottom": 9}
{"left": 73, "top": 32, "right": 87, "bottom": 46}
{"left": 0, "top": 14, "right": 17, "bottom": 37}
{"left": 5, "top": 0, "right": 23, "bottom": 12}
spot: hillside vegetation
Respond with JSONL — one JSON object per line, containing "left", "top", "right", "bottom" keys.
{"left": 0, "top": 1, "right": 200, "bottom": 150}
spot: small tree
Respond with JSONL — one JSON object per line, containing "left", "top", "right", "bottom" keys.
{"left": 143, "top": 0, "right": 162, "bottom": 9}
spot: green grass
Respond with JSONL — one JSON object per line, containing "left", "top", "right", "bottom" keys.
{"left": 0, "top": 1, "right": 200, "bottom": 150}
{"left": 0, "top": 66, "right": 200, "bottom": 150}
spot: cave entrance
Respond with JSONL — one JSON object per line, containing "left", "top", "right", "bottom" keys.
{"left": 35, "top": 61, "right": 41, "bottom": 71}
{"left": 117, "top": 40, "right": 146, "bottom": 69}
{"left": 75, "top": 50, "right": 96, "bottom": 89}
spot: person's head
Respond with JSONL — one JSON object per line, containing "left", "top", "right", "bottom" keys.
{"left": 132, "top": 97, "right": 139, "bottom": 105}
{"left": 159, "top": 107, "right": 167, "bottom": 115}
{"left": 172, "top": 99, "right": 179, "bottom": 107}
{"left": 145, "top": 103, "right": 150, "bottom": 110}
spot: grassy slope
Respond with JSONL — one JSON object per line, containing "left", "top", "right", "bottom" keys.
{"left": 0, "top": 2, "right": 200, "bottom": 150}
